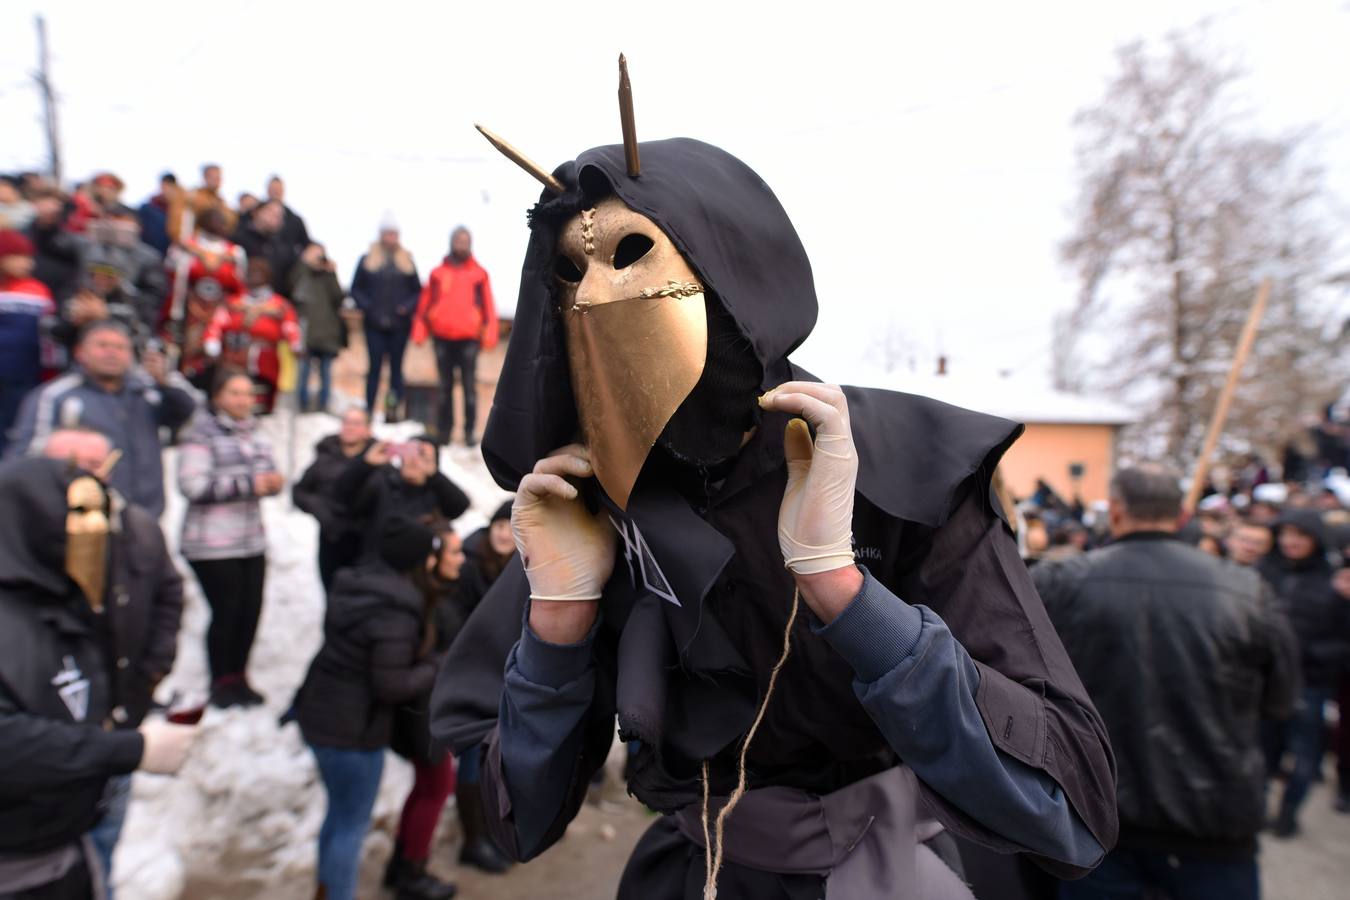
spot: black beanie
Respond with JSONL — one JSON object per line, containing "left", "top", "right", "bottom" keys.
{"left": 378, "top": 515, "right": 437, "bottom": 572}
{"left": 491, "top": 500, "right": 512, "bottom": 525}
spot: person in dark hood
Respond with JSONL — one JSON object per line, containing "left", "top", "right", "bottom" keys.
{"left": 1258, "top": 509, "right": 1350, "bottom": 836}
{"left": 293, "top": 408, "right": 376, "bottom": 590}
{"left": 0, "top": 456, "right": 196, "bottom": 899}
{"left": 429, "top": 125, "right": 1117, "bottom": 899}
{"left": 293, "top": 516, "right": 454, "bottom": 900}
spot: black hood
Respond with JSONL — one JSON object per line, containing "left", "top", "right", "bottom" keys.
{"left": 327, "top": 563, "right": 422, "bottom": 630}
{"left": 0, "top": 457, "right": 80, "bottom": 600}
{"left": 481, "top": 138, "right": 818, "bottom": 491}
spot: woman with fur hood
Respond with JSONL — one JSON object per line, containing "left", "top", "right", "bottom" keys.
{"left": 350, "top": 217, "right": 420, "bottom": 419}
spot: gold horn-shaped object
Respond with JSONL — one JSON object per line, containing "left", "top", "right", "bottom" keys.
{"left": 475, "top": 124, "right": 566, "bottom": 195}
{"left": 618, "top": 54, "right": 640, "bottom": 177}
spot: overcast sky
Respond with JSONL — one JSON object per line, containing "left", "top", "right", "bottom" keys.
{"left": 3, "top": 0, "right": 1347, "bottom": 389}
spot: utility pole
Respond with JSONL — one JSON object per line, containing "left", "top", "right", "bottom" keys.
{"left": 34, "top": 15, "right": 62, "bottom": 185}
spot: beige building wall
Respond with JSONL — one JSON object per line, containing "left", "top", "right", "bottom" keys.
{"left": 1000, "top": 422, "right": 1120, "bottom": 504}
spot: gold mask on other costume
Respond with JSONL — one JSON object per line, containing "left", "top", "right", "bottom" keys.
{"left": 555, "top": 197, "right": 707, "bottom": 510}
{"left": 65, "top": 475, "right": 110, "bottom": 612}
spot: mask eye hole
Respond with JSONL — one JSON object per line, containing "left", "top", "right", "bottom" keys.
{"left": 554, "top": 255, "right": 583, "bottom": 283}
{"left": 613, "top": 234, "right": 655, "bottom": 270}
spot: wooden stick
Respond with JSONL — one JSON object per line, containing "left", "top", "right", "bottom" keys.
{"left": 1183, "top": 278, "right": 1272, "bottom": 513}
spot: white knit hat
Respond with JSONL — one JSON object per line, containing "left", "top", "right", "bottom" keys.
{"left": 378, "top": 211, "right": 399, "bottom": 234}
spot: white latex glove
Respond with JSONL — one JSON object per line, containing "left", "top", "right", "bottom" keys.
{"left": 137, "top": 719, "right": 199, "bottom": 775}
{"left": 513, "top": 444, "right": 617, "bottom": 601}
{"left": 759, "top": 382, "right": 858, "bottom": 575}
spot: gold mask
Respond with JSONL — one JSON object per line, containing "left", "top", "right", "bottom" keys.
{"left": 556, "top": 196, "right": 707, "bottom": 510}
{"left": 65, "top": 475, "right": 110, "bottom": 611}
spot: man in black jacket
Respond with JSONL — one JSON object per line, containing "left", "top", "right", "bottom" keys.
{"left": 1257, "top": 508, "right": 1350, "bottom": 836}
{"left": 336, "top": 435, "right": 470, "bottom": 562}
{"left": 293, "top": 408, "right": 375, "bottom": 590}
{"left": 0, "top": 456, "right": 195, "bottom": 899}
{"left": 1036, "top": 465, "right": 1300, "bottom": 900}
{"left": 42, "top": 427, "right": 185, "bottom": 892}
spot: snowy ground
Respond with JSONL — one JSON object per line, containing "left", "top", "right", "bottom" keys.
{"left": 113, "top": 406, "right": 511, "bottom": 900}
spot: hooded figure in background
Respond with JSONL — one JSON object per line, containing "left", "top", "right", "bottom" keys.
{"left": 431, "top": 96, "right": 1117, "bottom": 898}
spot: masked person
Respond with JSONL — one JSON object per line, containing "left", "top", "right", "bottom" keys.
{"left": 160, "top": 207, "right": 248, "bottom": 388}
{"left": 0, "top": 456, "right": 196, "bottom": 900}
{"left": 202, "top": 257, "right": 302, "bottom": 414}
{"left": 430, "top": 93, "right": 1116, "bottom": 899}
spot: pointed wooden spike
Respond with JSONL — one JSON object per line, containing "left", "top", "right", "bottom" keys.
{"left": 475, "top": 123, "right": 565, "bottom": 195}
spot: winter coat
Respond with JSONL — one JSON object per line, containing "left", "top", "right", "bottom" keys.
{"left": 0, "top": 458, "right": 146, "bottom": 854}
{"left": 177, "top": 411, "right": 276, "bottom": 561}
{"left": 27, "top": 218, "right": 85, "bottom": 303}
{"left": 292, "top": 435, "right": 372, "bottom": 543}
{"left": 1037, "top": 533, "right": 1300, "bottom": 853}
{"left": 350, "top": 244, "right": 419, "bottom": 331}
{"left": 1258, "top": 514, "right": 1350, "bottom": 688}
{"left": 0, "top": 275, "right": 56, "bottom": 385}
{"left": 137, "top": 195, "right": 171, "bottom": 257}
{"left": 288, "top": 263, "right": 347, "bottom": 355}
{"left": 161, "top": 234, "right": 248, "bottom": 380}
{"left": 202, "top": 289, "right": 302, "bottom": 388}
{"left": 233, "top": 223, "right": 299, "bottom": 295}
{"left": 6, "top": 368, "right": 196, "bottom": 518}
{"left": 337, "top": 460, "right": 470, "bottom": 560}
{"left": 295, "top": 564, "right": 438, "bottom": 750}
{"left": 411, "top": 255, "right": 498, "bottom": 348}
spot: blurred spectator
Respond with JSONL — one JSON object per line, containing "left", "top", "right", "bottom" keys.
{"left": 0, "top": 174, "right": 35, "bottom": 230}
{"left": 237, "top": 192, "right": 260, "bottom": 221}
{"left": 137, "top": 172, "right": 179, "bottom": 257}
{"left": 293, "top": 409, "right": 375, "bottom": 591}
{"left": 42, "top": 427, "right": 185, "bottom": 893}
{"left": 0, "top": 230, "right": 56, "bottom": 455}
{"left": 1227, "top": 520, "right": 1275, "bottom": 568}
{"left": 290, "top": 243, "right": 346, "bottom": 413}
{"left": 412, "top": 226, "right": 498, "bottom": 447}
{"left": 1258, "top": 509, "right": 1350, "bottom": 837}
{"left": 1333, "top": 560, "right": 1350, "bottom": 815}
{"left": 161, "top": 206, "right": 248, "bottom": 386}
{"left": 292, "top": 516, "right": 446, "bottom": 900}
{"left": 351, "top": 217, "right": 420, "bottom": 419}
{"left": 451, "top": 499, "right": 517, "bottom": 875}
{"left": 203, "top": 257, "right": 301, "bottom": 414}
{"left": 81, "top": 204, "right": 167, "bottom": 337}
{"left": 0, "top": 456, "right": 196, "bottom": 899}
{"left": 338, "top": 436, "right": 470, "bottom": 561}
{"left": 26, "top": 185, "right": 84, "bottom": 303}
{"left": 89, "top": 172, "right": 125, "bottom": 215}
{"left": 386, "top": 524, "right": 466, "bottom": 900}
{"left": 178, "top": 368, "right": 283, "bottom": 709}
{"left": 168, "top": 163, "right": 237, "bottom": 245}
{"left": 65, "top": 181, "right": 98, "bottom": 234}
{"left": 1037, "top": 465, "right": 1299, "bottom": 900}
{"left": 1041, "top": 520, "right": 1088, "bottom": 563}
{"left": 7, "top": 320, "right": 194, "bottom": 518}
{"left": 234, "top": 200, "right": 299, "bottom": 295}
{"left": 266, "top": 176, "right": 310, "bottom": 266}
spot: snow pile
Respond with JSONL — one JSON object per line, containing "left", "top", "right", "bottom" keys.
{"left": 114, "top": 410, "right": 510, "bottom": 899}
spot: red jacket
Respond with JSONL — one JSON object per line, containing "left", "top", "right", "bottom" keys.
{"left": 203, "top": 289, "right": 301, "bottom": 387}
{"left": 411, "top": 255, "right": 498, "bottom": 348}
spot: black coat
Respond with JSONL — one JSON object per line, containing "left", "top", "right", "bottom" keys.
{"left": 106, "top": 496, "right": 184, "bottom": 728}
{"left": 350, "top": 249, "right": 420, "bottom": 331}
{"left": 0, "top": 458, "right": 145, "bottom": 854}
{"left": 337, "top": 461, "right": 470, "bottom": 560}
{"left": 27, "top": 217, "right": 84, "bottom": 303}
{"left": 1258, "top": 549, "right": 1350, "bottom": 689}
{"left": 294, "top": 564, "right": 437, "bottom": 751}
{"left": 292, "top": 435, "right": 371, "bottom": 543}
{"left": 1036, "top": 533, "right": 1300, "bottom": 853}
{"left": 233, "top": 223, "right": 300, "bottom": 295}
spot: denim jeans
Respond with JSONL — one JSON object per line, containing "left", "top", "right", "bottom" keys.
{"left": 363, "top": 325, "right": 409, "bottom": 413}
{"left": 1058, "top": 848, "right": 1258, "bottom": 900}
{"left": 1268, "top": 685, "right": 1332, "bottom": 821}
{"left": 309, "top": 743, "right": 385, "bottom": 900}
{"left": 298, "top": 352, "right": 334, "bottom": 412}
{"left": 88, "top": 773, "right": 132, "bottom": 897}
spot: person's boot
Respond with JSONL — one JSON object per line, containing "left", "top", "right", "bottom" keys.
{"left": 393, "top": 860, "right": 457, "bottom": 900}
{"left": 1271, "top": 808, "right": 1299, "bottom": 838}
{"left": 209, "top": 675, "right": 245, "bottom": 709}
{"left": 457, "top": 782, "right": 513, "bottom": 874}
{"left": 384, "top": 392, "right": 402, "bottom": 424}
{"left": 238, "top": 679, "right": 265, "bottom": 707}
{"left": 383, "top": 841, "right": 409, "bottom": 888}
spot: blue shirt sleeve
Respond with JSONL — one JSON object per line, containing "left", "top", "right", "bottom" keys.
{"left": 814, "top": 567, "right": 1106, "bottom": 869}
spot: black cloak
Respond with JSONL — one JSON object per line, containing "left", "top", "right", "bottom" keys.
{"left": 431, "top": 138, "right": 1115, "bottom": 885}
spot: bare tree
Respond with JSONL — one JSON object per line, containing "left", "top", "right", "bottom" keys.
{"left": 1059, "top": 31, "right": 1346, "bottom": 466}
